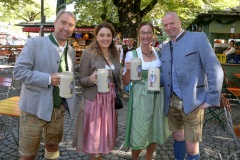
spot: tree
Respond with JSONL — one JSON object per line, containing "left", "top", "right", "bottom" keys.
{"left": 71, "top": 0, "right": 238, "bottom": 40}
{"left": 145, "top": 0, "right": 239, "bottom": 29}
{"left": 113, "top": 0, "right": 159, "bottom": 39}
{"left": 0, "top": 0, "right": 34, "bottom": 9}
{"left": 72, "top": 0, "right": 158, "bottom": 39}
{"left": 0, "top": 0, "right": 55, "bottom": 22}
{"left": 73, "top": 0, "right": 119, "bottom": 26}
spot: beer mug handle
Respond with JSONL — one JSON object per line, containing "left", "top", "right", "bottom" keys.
{"left": 94, "top": 71, "right": 98, "bottom": 85}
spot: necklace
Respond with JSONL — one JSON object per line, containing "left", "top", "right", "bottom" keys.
{"left": 142, "top": 49, "right": 152, "bottom": 57}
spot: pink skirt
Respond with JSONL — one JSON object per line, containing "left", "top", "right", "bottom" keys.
{"left": 72, "top": 83, "right": 118, "bottom": 154}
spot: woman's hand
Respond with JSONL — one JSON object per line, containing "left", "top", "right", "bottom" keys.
{"left": 123, "top": 62, "right": 131, "bottom": 85}
{"left": 125, "top": 62, "right": 131, "bottom": 71}
{"left": 90, "top": 71, "right": 97, "bottom": 84}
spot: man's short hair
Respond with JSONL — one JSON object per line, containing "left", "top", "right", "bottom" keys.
{"left": 230, "top": 40, "right": 235, "bottom": 45}
{"left": 56, "top": 9, "right": 76, "bottom": 24}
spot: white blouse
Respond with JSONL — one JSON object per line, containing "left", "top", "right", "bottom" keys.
{"left": 123, "top": 47, "right": 161, "bottom": 75}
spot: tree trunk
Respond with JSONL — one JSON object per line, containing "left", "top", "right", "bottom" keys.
{"left": 113, "top": 0, "right": 158, "bottom": 43}
{"left": 115, "top": 1, "right": 141, "bottom": 41}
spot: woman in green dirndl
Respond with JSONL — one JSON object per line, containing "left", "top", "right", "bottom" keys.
{"left": 122, "top": 21, "right": 171, "bottom": 160}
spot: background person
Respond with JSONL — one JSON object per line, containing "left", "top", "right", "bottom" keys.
{"left": 224, "top": 40, "right": 236, "bottom": 56}
{"left": 161, "top": 12, "right": 223, "bottom": 160}
{"left": 151, "top": 33, "right": 160, "bottom": 47}
{"left": 123, "top": 21, "right": 171, "bottom": 160}
{"left": 224, "top": 40, "right": 236, "bottom": 62}
{"left": 13, "top": 9, "right": 76, "bottom": 160}
{"left": 120, "top": 38, "right": 135, "bottom": 93}
{"left": 72, "top": 22, "right": 122, "bottom": 160}
{"left": 120, "top": 38, "right": 135, "bottom": 66}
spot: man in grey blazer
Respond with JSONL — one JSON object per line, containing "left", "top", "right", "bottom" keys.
{"left": 161, "top": 12, "right": 223, "bottom": 160}
{"left": 13, "top": 9, "right": 76, "bottom": 160}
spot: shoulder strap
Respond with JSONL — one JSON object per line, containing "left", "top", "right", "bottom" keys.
{"left": 132, "top": 50, "right": 137, "bottom": 58}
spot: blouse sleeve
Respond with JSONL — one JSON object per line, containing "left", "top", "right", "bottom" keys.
{"left": 123, "top": 51, "right": 134, "bottom": 75}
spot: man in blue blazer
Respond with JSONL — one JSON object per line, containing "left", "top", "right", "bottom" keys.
{"left": 161, "top": 12, "right": 223, "bottom": 160}
{"left": 13, "top": 9, "right": 76, "bottom": 160}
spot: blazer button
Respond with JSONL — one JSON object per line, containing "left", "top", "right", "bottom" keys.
{"left": 168, "top": 84, "right": 170, "bottom": 87}
{"left": 168, "top": 72, "right": 171, "bottom": 75}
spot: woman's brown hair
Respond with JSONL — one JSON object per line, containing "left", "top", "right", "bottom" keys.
{"left": 137, "top": 21, "right": 154, "bottom": 33}
{"left": 88, "top": 22, "right": 119, "bottom": 60}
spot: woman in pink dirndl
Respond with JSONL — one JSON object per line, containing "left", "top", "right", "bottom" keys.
{"left": 72, "top": 22, "right": 122, "bottom": 160}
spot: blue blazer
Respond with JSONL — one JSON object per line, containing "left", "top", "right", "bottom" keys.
{"left": 161, "top": 32, "right": 223, "bottom": 115}
{"left": 13, "top": 36, "right": 76, "bottom": 121}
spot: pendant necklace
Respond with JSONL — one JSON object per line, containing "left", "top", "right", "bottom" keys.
{"left": 142, "top": 49, "right": 152, "bottom": 57}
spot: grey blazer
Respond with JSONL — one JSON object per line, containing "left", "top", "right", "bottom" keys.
{"left": 78, "top": 48, "right": 122, "bottom": 101}
{"left": 13, "top": 36, "right": 76, "bottom": 121}
{"left": 161, "top": 32, "right": 224, "bottom": 115}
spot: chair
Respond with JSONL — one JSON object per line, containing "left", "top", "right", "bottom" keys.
{"left": 203, "top": 105, "right": 225, "bottom": 130}
{"left": 222, "top": 69, "right": 236, "bottom": 92}
{"left": 7, "top": 53, "right": 16, "bottom": 66}
{"left": 218, "top": 93, "right": 240, "bottom": 160}
{"left": 0, "top": 54, "right": 16, "bottom": 75}
{"left": 0, "top": 78, "right": 17, "bottom": 145}
{"left": 203, "top": 69, "right": 229, "bottom": 130}
{"left": 0, "top": 96, "right": 20, "bottom": 145}
{"left": 204, "top": 68, "right": 240, "bottom": 130}
{"left": 0, "top": 77, "right": 13, "bottom": 99}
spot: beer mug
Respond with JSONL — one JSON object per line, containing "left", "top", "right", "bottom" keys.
{"left": 130, "top": 58, "right": 142, "bottom": 81}
{"left": 59, "top": 71, "right": 74, "bottom": 98}
{"left": 97, "top": 68, "right": 110, "bottom": 92}
{"left": 148, "top": 68, "right": 160, "bottom": 91}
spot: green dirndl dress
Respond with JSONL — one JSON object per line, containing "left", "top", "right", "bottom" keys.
{"left": 124, "top": 70, "right": 171, "bottom": 150}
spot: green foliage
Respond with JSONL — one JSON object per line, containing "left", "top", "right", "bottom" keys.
{"left": 71, "top": 0, "right": 118, "bottom": 26}
{"left": 0, "top": 0, "right": 239, "bottom": 39}
{"left": 0, "top": 0, "right": 55, "bottom": 22}
{"left": 0, "top": 0, "right": 34, "bottom": 9}
{"left": 144, "top": 0, "right": 238, "bottom": 29}
{"left": 70, "top": 0, "right": 239, "bottom": 38}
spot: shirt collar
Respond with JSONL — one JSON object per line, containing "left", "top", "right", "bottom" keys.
{"left": 52, "top": 34, "right": 67, "bottom": 49}
{"left": 176, "top": 30, "right": 184, "bottom": 40}
{"left": 128, "top": 46, "right": 133, "bottom": 50}
{"left": 171, "top": 30, "right": 186, "bottom": 43}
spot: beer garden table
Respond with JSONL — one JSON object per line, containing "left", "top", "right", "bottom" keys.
{"left": 0, "top": 96, "right": 20, "bottom": 145}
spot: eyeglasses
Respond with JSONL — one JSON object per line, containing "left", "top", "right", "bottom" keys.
{"left": 140, "top": 31, "right": 153, "bottom": 36}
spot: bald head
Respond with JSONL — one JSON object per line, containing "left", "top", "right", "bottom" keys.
{"left": 162, "top": 12, "right": 182, "bottom": 41}
{"left": 163, "top": 12, "right": 180, "bottom": 21}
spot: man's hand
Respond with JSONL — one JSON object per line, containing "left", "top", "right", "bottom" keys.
{"left": 51, "top": 73, "right": 61, "bottom": 86}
